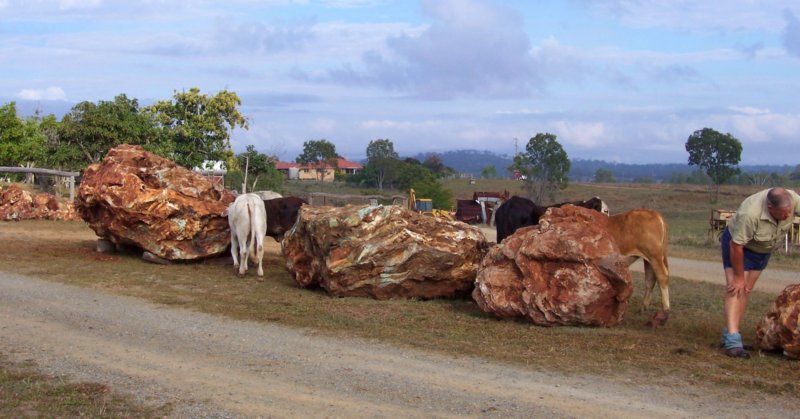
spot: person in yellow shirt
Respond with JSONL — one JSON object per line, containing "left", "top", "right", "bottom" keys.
{"left": 720, "top": 187, "right": 800, "bottom": 358}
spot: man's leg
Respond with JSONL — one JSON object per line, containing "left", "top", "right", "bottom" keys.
{"left": 723, "top": 268, "right": 762, "bottom": 357}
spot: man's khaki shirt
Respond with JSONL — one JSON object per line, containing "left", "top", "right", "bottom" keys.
{"left": 727, "top": 189, "right": 800, "bottom": 254}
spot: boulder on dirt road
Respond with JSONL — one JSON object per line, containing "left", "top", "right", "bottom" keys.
{"left": 282, "top": 204, "right": 490, "bottom": 299}
{"left": 472, "top": 205, "right": 632, "bottom": 327}
{"left": 755, "top": 283, "right": 800, "bottom": 359}
{"left": 0, "top": 184, "right": 79, "bottom": 221}
{"left": 75, "top": 144, "right": 235, "bottom": 261}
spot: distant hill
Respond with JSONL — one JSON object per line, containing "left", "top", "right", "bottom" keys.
{"left": 410, "top": 150, "right": 796, "bottom": 182}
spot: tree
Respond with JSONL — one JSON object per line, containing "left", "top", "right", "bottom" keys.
{"left": 54, "top": 94, "right": 159, "bottom": 170}
{"left": 236, "top": 145, "right": 282, "bottom": 193}
{"left": 146, "top": 88, "right": 248, "bottom": 169}
{"left": 480, "top": 165, "right": 497, "bottom": 179}
{"left": 594, "top": 168, "right": 615, "bottom": 183}
{"left": 685, "top": 127, "right": 742, "bottom": 201}
{"left": 509, "top": 133, "right": 570, "bottom": 202}
{"left": 296, "top": 139, "right": 338, "bottom": 185}
{"left": 0, "top": 102, "right": 50, "bottom": 183}
{"left": 365, "top": 139, "right": 399, "bottom": 190}
{"left": 422, "top": 153, "right": 456, "bottom": 179}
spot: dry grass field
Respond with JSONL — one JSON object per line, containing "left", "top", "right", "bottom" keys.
{"left": 1, "top": 181, "right": 799, "bottom": 415}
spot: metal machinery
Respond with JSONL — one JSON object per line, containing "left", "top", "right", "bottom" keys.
{"left": 409, "top": 188, "right": 454, "bottom": 220}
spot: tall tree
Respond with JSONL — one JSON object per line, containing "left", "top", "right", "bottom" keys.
{"left": 594, "top": 168, "right": 615, "bottom": 183}
{"left": 509, "top": 133, "right": 570, "bottom": 202}
{"left": 296, "top": 139, "right": 338, "bottom": 185}
{"left": 480, "top": 165, "right": 497, "bottom": 179}
{"left": 685, "top": 127, "right": 742, "bottom": 202}
{"left": 146, "top": 88, "right": 248, "bottom": 169}
{"left": 55, "top": 94, "right": 159, "bottom": 170}
{"left": 237, "top": 145, "right": 283, "bottom": 193}
{"left": 365, "top": 138, "right": 399, "bottom": 190}
{"left": 0, "top": 102, "right": 46, "bottom": 167}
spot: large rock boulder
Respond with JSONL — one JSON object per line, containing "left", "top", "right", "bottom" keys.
{"left": 755, "top": 284, "right": 800, "bottom": 359}
{"left": 282, "top": 204, "right": 490, "bottom": 299}
{"left": 75, "top": 144, "right": 235, "bottom": 260}
{"left": 0, "top": 184, "right": 79, "bottom": 221}
{"left": 473, "top": 205, "right": 632, "bottom": 327}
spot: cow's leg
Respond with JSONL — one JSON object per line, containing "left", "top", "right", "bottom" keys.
{"left": 651, "top": 259, "right": 670, "bottom": 312}
{"left": 645, "top": 259, "right": 671, "bottom": 326}
{"left": 231, "top": 232, "right": 240, "bottom": 269}
{"left": 642, "top": 261, "right": 656, "bottom": 311}
{"left": 255, "top": 236, "right": 264, "bottom": 278}
{"left": 239, "top": 232, "right": 250, "bottom": 276}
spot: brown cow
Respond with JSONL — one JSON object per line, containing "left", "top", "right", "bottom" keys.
{"left": 262, "top": 196, "right": 307, "bottom": 241}
{"left": 603, "top": 208, "right": 670, "bottom": 326}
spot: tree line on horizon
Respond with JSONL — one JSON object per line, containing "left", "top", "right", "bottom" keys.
{"left": 3, "top": 89, "right": 798, "bottom": 204}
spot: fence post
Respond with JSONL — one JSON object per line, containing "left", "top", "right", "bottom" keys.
{"left": 69, "top": 176, "right": 75, "bottom": 200}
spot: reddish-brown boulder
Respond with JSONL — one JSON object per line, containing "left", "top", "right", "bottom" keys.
{"left": 75, "top": 144, "right": 235, "bottom": 260}
{"left": 0, "top": 184, "right": 79, "bottom": 221}
{"left": 755, "top": 284, "right": 800, "bottom": 359}
{"left": 282, "top": 204, "right": 490, "bottom": 299}
{"left": 473, "top": 205, "right": 632, "bottom": 327}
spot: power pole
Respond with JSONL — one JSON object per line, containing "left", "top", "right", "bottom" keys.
{"left": 514, "top": 138, "right": 519, "bottom": 156}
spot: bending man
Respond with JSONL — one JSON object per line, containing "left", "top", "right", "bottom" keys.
{"left": 721, "top": 187, "right": 800, "bottom": 359}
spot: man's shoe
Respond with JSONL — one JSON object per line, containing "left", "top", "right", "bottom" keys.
{"left": 725, "top": 347, "right": 751, "bottom": 359}
{"left": 719, "top": 343, "right": 754, "bottom": 351}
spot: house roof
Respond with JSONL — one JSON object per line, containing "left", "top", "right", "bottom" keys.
{"left": 275, "top": 157, "right": 363, "bottom": 170}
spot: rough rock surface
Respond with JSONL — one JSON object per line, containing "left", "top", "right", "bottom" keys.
{"left": 75, "top": 144, "right": 235, "bottom": 260}
{"left": 0, "top": 184, "right": 79, "bottom": 221}
{"left": 473, "top": 205, "right": 632, "bottom": 327}
{"left": 282, "top": 204, "right": 490, "bottom": 299}
{"left": 755, "top": 284, "right": 800, "bottom": 359}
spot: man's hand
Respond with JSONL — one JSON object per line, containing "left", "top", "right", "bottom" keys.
{"left": 727, "top": 275, "right": 747, "bottom": 297}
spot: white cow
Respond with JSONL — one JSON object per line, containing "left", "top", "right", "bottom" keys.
{"left": 227, "top": 193, "right": 267, "bottom": 277}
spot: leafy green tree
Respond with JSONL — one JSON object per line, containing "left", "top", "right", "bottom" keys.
{"left": 594, "top": 168, "right": 615, "bottom": 183}
{"left": 365, "top": 139, "right": 399, "bottom": 190}
{"left": 422, "top": 153, "right": 457, "bottom": 179}
{"left": 146, "top": 88, "right": 248, "bottom": 169}
{"left": 0, "top": 102, "right": 49, "bottom": 182}
{"left": 480, "top": 165, "right": 497, "bottom": 179}
{"left": 236, "top": 145, "right": 282, "bottom": 193}
{"left": 54, "top": 94, "right": 159, "bottom": 170}
{"left": 685, "top": 127, "right": 742, "bottom": 201}
{"left": 509, "top": 133, "right": 570, "bottom": 202}
{"left": 296, "top": 139, "right": 338, "bottom": 185}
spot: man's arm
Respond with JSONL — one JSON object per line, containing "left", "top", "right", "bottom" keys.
{"left": 727, "top": 241, "right": 747, "bottom": 296}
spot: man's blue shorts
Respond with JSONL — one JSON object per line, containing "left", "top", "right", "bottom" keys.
{"left": 721, "top": 228, "right": 771, "bottom": 271}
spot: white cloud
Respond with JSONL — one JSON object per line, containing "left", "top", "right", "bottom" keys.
{"left": 581, "top": 0, "right": 799, "bottom": 33}
{"left": 58, "top": 0, "right": 102, "bottom": 11}
{"left": 784, "top": 10, "right": 800, "bottom": 57}
{"left": 728, "top": 106, "right": 771, "bottom": 115}
{"left": 17, "top": 87, "right": 67, "bottom": 101}
{"left": 314, "top": 0, "right": 543, "bottom": 99}
{"left": 729, "top": 112, "right": 800, "bottom": 144}
{"left": 552, "top": 121, "right": 606, "bottom": 148}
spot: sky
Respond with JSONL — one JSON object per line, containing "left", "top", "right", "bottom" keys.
{"left": 2, "top": 0, "right": 800, "bottom": 165}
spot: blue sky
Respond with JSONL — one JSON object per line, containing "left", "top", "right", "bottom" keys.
{"left": 2, "top": 0, "right": 799, "bottom": 165}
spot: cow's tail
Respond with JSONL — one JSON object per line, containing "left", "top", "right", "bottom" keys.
{"left": 659, "top": 213, "right": 669, "bottom": 270}
{"left": 247, "top": 201, "right": 256, "bottom": 258}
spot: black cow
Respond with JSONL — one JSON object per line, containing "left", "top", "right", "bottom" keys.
{"left": 494, "top": 196, "right": 608, "bottom": 243}
{"left": 262, "top": 196, "right": 307, "bottom": 241}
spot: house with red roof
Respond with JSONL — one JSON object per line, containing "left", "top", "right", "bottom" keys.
{"left": 275, "top": 157, "right": 363, "bottom": 181}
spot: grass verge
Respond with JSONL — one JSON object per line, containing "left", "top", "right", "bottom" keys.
{"left": 0, "top": 352, "right": 171, "bottom": 417}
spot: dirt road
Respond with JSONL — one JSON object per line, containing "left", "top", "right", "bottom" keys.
{"left": 1, "top": 264, "right": 795, "bottom": 418}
